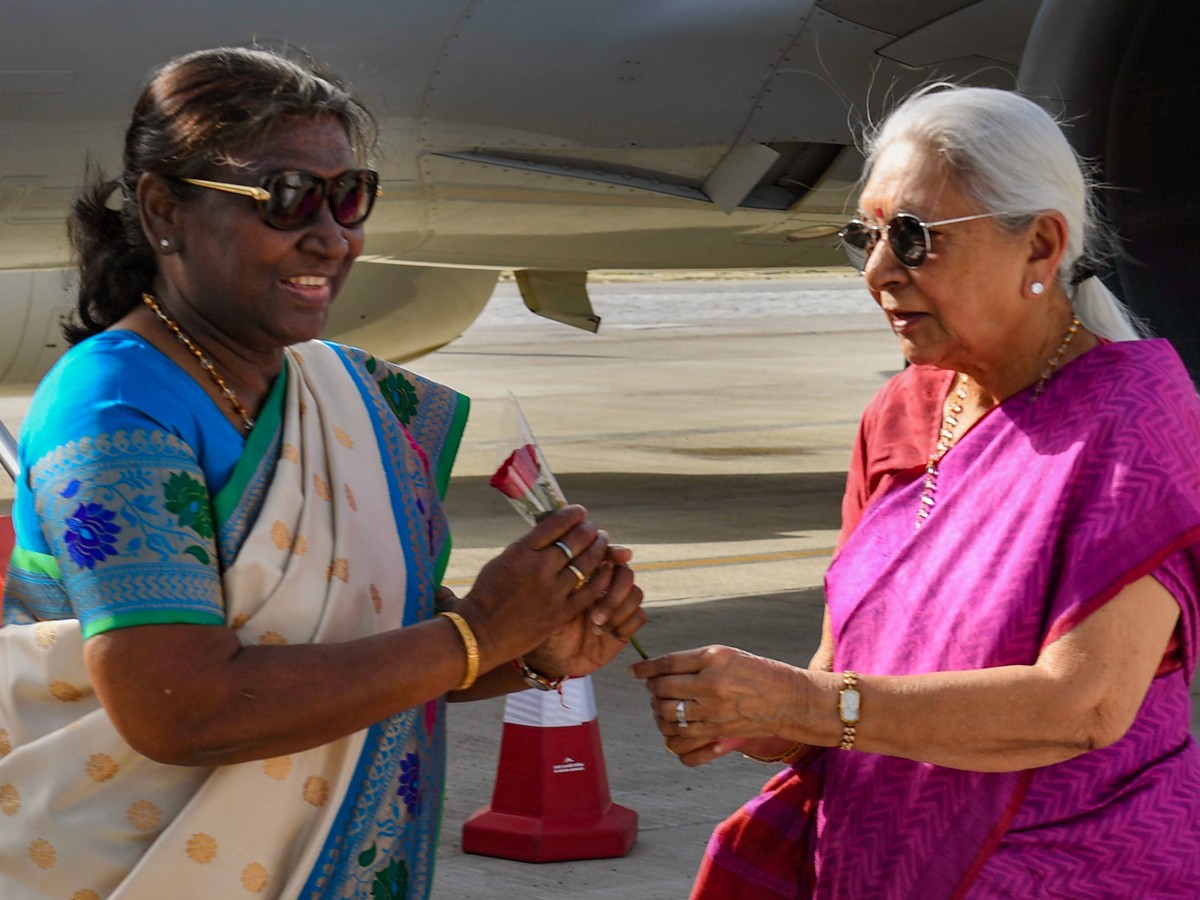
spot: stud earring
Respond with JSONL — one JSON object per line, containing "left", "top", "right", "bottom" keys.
{"left": 159, "top": 238, "right": 170, "bottom": 249}
{"left": 1030, "top": 281, "right": 1045, "bottom": 296}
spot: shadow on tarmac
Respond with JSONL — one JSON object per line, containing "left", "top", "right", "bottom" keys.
{"left": 445, "top": 471, "right": 847, "bottom": 548}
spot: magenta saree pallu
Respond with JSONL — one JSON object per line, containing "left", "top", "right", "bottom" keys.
{"left": 698, "top": 341, "right": 1200, "bottom": 898}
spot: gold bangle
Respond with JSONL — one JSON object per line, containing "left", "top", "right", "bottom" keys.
{"left": 437, "top": 611, "right": 480, "bottom": 691}
{"left": 742, "top": 740, "right": 807, "bottom": 763}
{"left": 838, "top": 670, "right": 861, "bottom": 751}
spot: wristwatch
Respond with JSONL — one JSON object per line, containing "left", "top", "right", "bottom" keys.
{"left": 838, "top": 670, "right": 861, "bottom": 750}
{"left": 512, "top": 657, "right": 566, "bottom": 692}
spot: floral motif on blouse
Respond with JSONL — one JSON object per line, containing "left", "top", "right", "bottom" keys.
{"left": 366, "top": 356, "right": 420, "bottom": 426}
{"left": 163, "top": 471, "right": 214, "bottom": 539}
{"left": 63, "top": 500, "right": 122, "bottom": 569}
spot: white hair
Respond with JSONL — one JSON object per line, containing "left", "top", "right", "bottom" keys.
{"left": 863, "top": 85, "right": 1146, "bottom": 341}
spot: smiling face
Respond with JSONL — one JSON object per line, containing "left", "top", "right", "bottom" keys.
{"left": 857, "top": 141, "right": 1042, "bottom": 375}
{"left": 160, "top": 115, "right": 364, "bottom": 353}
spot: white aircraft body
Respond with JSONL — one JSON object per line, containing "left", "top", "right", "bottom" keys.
{"left": 1, "top": 0, "right": 1195, "bottom": 387}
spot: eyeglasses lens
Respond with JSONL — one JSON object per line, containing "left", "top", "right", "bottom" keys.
{"left": 331, "top": 172, "right": 377, "bottom": 227}
{"left": 839, "top": 221, "right": 875, "bottom": 272}
{"left": 839, "top": 214, "right": 931, "bottom": 271}
{"left": 261, "top": 170, "right": 378, "bottom": 229}
{"left": 262, "top": 172, "right": 324, "bottom": 229}
{"left": 890, "top": 215, "right": 929, "bottom": 268}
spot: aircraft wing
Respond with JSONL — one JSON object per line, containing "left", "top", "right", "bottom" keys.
{"left": 1, "top": 0, "right": 1195, "bottom": 381}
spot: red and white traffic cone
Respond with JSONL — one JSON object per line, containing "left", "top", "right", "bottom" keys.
{"left": 461, "top": 674, "right": 637, "bottom": 862}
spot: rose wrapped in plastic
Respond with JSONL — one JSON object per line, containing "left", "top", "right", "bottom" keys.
{"left": 489, "top": 442, "right": 567, "bottom": 526}
{"left": 490, "top": 395, "right": 648, "bottom": 658}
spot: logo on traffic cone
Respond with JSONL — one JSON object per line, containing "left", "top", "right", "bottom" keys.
{"left": 462, "top": 674, "right": 637, "bottom": 862}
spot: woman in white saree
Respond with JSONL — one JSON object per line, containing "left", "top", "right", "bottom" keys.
{"left": 0, "top": 47, "right": 645, "bottom": 899}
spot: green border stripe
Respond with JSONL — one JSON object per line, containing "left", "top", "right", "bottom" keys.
{"left": 82, "top": 609, "right": 225, "bottom": 640}
{"left": 213, "top": 365, "right": 288, "bottom": 523}
{"left": 8, "top": 548, "right": 61, "bottom": 579}
{"left": 435, "top": 391, "right": 470, "bottom": 499}
{"left": 432, "top": 391, "right": 469, "bottom": 585}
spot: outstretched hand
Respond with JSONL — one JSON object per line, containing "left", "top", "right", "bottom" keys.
{"left": 631, "top": 645, "right": 809, "bottom": 767}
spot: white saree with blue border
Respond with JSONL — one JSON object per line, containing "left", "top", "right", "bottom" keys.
{"left": 0, "top": 339, "right": 468, "bottom": 898}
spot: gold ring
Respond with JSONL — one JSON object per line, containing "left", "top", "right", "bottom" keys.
{"left": 663, "top": 737, "right": 676, "bottom": 755}
{"left": 565, "top": 562, "right": 587, "bottom": 591}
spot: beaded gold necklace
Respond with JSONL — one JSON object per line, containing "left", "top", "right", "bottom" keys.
{"left": 915, "top": 315, "right": 1081, "bottom": 529}
{"left": 142, "top": 292, "right": 256, "bottom": 433}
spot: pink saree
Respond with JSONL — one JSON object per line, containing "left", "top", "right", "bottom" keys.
{"left": 696, "top": 340, "right": 1200, "bottom": 898}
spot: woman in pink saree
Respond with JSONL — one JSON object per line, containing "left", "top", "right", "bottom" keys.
{"left": 634, "top": 86, "right": 1200, "bottom": 898}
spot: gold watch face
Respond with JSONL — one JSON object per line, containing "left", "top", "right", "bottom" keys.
{"left": 839, "top": 687, "right": 861, "bottom": 724}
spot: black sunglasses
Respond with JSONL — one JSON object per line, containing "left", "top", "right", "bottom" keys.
{"left": 180, "top": 168, "right": 382, "bottom": 230}
{"left": 839, "top": 210, "right": 1011, "bottom": 271}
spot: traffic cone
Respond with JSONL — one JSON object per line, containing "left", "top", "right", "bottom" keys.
{"left": 0, "top": 514, "right": 13, "bottom": 602}
{"left": 461, "top": 674, "right": 637, "bottom": 861}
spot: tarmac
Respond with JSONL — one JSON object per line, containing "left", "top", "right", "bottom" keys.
{"left": 2, "top": 276, "right": 1198, "bottom": 898}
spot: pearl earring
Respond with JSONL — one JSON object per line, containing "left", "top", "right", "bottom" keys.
{"left": 159, "top": 238, "right": 170, "bottom": 249}
{"left": 1030, "top": 281, "right": 1045, "bottom": 296}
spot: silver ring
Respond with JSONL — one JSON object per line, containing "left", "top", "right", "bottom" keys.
{"left": 553, "top": 540, "right": 574, "bottom": 562}
{"left": 675, "top": 699, "right": 688, "bottom": 728}
{"left": 565, "top": 562, "right": 587, "bottom": 591}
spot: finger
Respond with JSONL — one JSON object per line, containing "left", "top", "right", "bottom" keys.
{"left": 663, "top": 733, "right": 714, "bottom": 757}
{"left": 542, "top": 518, "right": 599, "bottom": 566}
{"left": 654, "top": 698, "right": 723, "bottom": 738}
{"left": 658, "top": 697, "right": 695, "bottom": 727}
{"left": 676, "top": 740, "right": 738, "bottom": 768}
{"left": 564, "top": 561, "right": 613, "bottom": 611}
{"left": 630, "top": 649, "right": 708, "bottom": 680}
{"left": 606, "top": 600, "right": 646, "bottom": 641}
{"left": 569, "top": 527, "right": 609, "bottom": 580}
{"left": 605, "top": 544, "right": 633, "bottom": 565}
{"left": 587, "top": 566, "right": 640, "bottom": 633}
{"left": 525, "top": 505, "right": 588, "bottom": 549}
{"left": 641, "top": 674, "right": 699, "bottom": 706}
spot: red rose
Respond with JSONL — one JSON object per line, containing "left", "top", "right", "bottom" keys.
{"left": 490, "top": 444, "right": 542, "bottom": 500}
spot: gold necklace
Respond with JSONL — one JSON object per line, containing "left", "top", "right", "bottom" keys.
{"left": 142, "top": 292, "right": 256, "bottom": 433}
{"left": 915, "top": 315, "right": 1082, "bottom": 529}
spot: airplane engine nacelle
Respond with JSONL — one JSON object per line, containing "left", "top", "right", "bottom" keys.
{"left": 0, "top": 262, "right": 501, "bottom": 386}
{"left": 322, "top": 260, "right": 500, "bottom": 363}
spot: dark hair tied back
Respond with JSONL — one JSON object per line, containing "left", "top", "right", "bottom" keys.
{"left": 64, "top": 46, "right": 378, "bottom": 344}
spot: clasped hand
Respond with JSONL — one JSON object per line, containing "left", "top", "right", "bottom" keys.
{"left": 459, "top": 505, "right": 646, "bottom": 677}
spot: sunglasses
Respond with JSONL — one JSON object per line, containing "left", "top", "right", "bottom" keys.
{"left": 179, "top": 168, "right": 382, "bottom": 230}
{"left": 839, "top": 210, "right": 1012, "bottom": 271}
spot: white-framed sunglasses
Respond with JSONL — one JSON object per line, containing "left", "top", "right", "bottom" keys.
{"left": 839, "top": 210, "right": 1016, "bottom": 271}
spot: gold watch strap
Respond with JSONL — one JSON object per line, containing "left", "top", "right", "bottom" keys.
{"left": 838, "top": 670, "right": 861, "bottom": 751}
